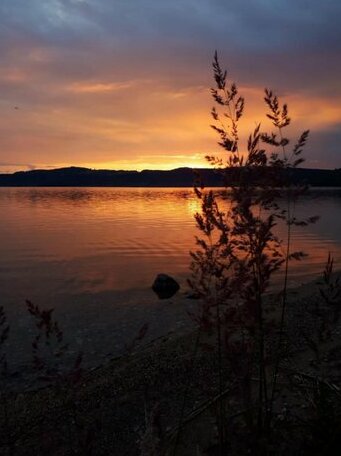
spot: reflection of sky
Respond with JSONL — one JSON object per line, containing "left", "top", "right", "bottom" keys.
{"left": 0, "top": 1, "right": 340, "bottom": 171}
{"left": 0, "top": 188, "right": 340, "bottom": 303}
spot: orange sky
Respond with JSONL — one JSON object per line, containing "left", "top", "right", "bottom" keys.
{"left": 1, "top": 0, "right": 340, "bottom": 172}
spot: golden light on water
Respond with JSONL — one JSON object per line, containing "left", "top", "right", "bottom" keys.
{"left": 1, "top": 187, "right": 340, "bottom": 294}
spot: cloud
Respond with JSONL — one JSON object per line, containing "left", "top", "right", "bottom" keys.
{"left": 306, "top": 125, "right": 341, "bottom": 169}
{"left": 0, "top": 0, "right": 340, "bottom": 170}
{"left": 66, "top": 81, "right": 134, "bottom": 93}
{"left": 0, "top": 162, "right": 36, "bottom": 172}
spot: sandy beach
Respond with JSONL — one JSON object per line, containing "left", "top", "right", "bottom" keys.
{"left": 2, "top": 271, "right": 340, "bottom": 390}
{"left": 1, "top": 272, "right": 340, "bottom": 455}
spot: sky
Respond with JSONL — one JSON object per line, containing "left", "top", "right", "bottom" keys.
{"left": 0, "top": 0, "right": 340, "bottom": 172}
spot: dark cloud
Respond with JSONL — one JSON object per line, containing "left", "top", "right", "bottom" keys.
{"left": 307, "top": 125, "right": 341, "bottom": 169}
{"left": 1, "top": 0, "right": 340, "bottom": 94}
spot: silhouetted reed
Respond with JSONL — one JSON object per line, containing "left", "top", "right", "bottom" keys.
{"left": 178, "top": 52, "right": 341, "bottom": 455}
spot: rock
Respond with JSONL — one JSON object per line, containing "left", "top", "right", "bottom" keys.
{"left": 152, "top": 274, "right": 180, "bottom": 299}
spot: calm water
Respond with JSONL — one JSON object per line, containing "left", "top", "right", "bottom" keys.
{"left": 0, "top": 187, "right": 340, "bottom": 304}
{"left": 1, "top": 186, "right": 341, "bottom": 378}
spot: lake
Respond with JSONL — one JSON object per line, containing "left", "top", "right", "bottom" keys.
{"left": 0, "top": 187, "right": 340, "bottom": 377}
{"left": 1, "top": 186, "right": 340, "bottom": 301}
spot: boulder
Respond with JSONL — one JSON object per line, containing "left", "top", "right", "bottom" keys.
{"left": 152, "top": 274, "right": 180, "bottom": 299}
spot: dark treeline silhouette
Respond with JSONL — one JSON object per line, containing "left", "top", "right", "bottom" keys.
{"left": 0, "top": 166, "right": 340, "bottom": 187}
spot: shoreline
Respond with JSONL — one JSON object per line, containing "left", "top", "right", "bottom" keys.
{"left": 3, "top": 271, "right": 340, "bottom": 392}
{"left": 1, "top": 271, "right": 340, "bottom": 455}
{"left": 1, "top": 167, "right": 340, "bottom": 188}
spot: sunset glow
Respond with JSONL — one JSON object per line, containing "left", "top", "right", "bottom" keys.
{"left": 1, "top": 1, "right": 340, "bottom": 172}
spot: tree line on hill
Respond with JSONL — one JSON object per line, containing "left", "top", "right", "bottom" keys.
{"left": 0, "top": 166, "right": 340, "bottom": 187}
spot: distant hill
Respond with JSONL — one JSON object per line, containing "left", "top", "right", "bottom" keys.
{"left": 0, "top": 166, "right": 340, "bottom": 187}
